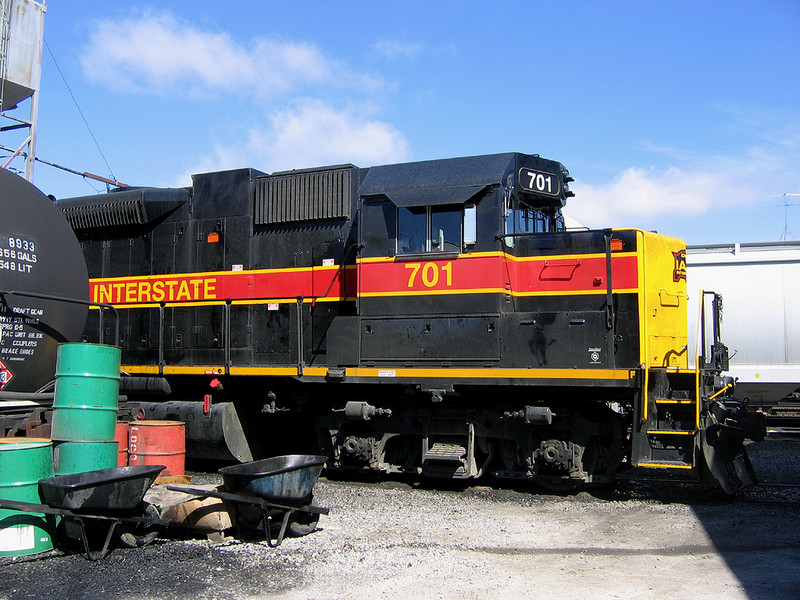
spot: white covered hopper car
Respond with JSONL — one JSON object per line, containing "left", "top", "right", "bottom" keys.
{"left": 687, "top": 241, "right": 800, "bottom": 410}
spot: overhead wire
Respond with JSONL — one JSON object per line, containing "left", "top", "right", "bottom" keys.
{"left": 43, "top": 37, "right": 117, "bottom": 183}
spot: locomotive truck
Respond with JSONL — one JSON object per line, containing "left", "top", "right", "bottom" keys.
{"left": 54, "top": 152, "right": 764, "bottom": 492}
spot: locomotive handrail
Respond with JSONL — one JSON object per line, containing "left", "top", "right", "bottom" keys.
{"left": 494, "top": 231, "right": 568, "bottom": 240}
{"left": 0, "top": 290, "right": 119, "bottom": 346}
{"left": 603, "top": 229, "right": 615, "bottom": 331}
{"left": 394, "top": 251, "right": 460, "bottom": 261}
{"left": 296, "top": 297, "right": 304, "bottom": 376}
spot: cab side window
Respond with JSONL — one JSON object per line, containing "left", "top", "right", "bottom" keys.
{"left": 398, "top": 207, "right": 427, "bottom": 254}
{"left": 397, "top": 205, "right": 463, "bottom": 254}
{"left": 431, "top": 206, "right": 461, "bottom": 252}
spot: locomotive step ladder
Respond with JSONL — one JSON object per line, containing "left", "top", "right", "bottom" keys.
{"left": 421, "top": 420, "right": 478, "bottom": 479}
{"left": 634, "top": 290, "right": 731, "bottom": 473}
{"left": 634, "top": 370, "right": 700, "bottom": 471}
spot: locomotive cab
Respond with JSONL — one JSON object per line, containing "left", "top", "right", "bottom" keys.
{"left": 334, "top": 153, "right": 690, "bottom": 487}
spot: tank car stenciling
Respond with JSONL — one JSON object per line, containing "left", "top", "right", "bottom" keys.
{"left": 55, "top": 152, "right": 764, "bottom": 492}
{"left": 0, "top": 169, "right": 89, "bottom": 394}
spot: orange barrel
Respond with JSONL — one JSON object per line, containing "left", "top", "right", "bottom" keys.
{"left": 115, "top": 422, "right": 129, "bottom": 467}
{"left": 128, "top": 420, "right": 185, "bottom": 476}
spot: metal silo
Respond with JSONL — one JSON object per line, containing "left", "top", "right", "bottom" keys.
{"left": 0, "top": 0, "right": 45, "bottom": 181}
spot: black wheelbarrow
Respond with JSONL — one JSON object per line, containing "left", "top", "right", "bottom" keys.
{"left": 168, "top": 454, "right": 329, "bottom": 547}
{"left": 0, "top": 465, "right": 168, "bottom": 560}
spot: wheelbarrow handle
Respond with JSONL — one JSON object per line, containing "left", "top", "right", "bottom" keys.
{"left": 0, "top": 498, "right": 169, "bottom": 525}
{"left": 165, "top": 484, "right": 330, "bottom": 515}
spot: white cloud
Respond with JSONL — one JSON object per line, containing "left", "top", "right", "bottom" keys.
{"left": 80, "top": 11, "right": 409, "bottom": 185}
{"left": 568, "top": 110, "right": 800, "bottom": 232}
{"left": 373, "top": 38, "right": 456, "bottom": 60}
{"left": 172, "top": 144, "right": 250, "bottom": 187}
{"left": 373, "top": 39, "right": 428, "bottom": 59}
{"left": 567, "top": 165, "right": 760, "bottom": 230}
{"left": 80, "top": 12, "right": 370, "bottom": 98}
{"left": 255, "top": 99, "right": 410, "bottom": 170}
{"left": 173, "top": 99, "right": 410, "bottom": 185}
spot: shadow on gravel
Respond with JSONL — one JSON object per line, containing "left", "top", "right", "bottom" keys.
{"left": 686, "top": 435, "right": 800, "bottom": 600}
{"left": 0, "top": 536, "right": 308, "bottom": 600}
{"left": 320, "top": 434, "right": 800, "bottom": 600}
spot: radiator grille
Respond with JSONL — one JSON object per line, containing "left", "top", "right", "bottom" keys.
{"left": 56, "top": 189, "right": 188, "bottom": 231}
{"left": 254, "top": 167, "right": 352, "bottom": 225}
{"left": 59, "top": 199, "right": 148, "bottom": 230}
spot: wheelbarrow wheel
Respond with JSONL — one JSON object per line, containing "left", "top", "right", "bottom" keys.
{"left": 266, "top": 509, "right": 319, "bottom": 538}
{"left": 119, "top": 503, "right": 161, "bottom": 548}
{"left": 287, "top": 511, "right": 320, "bottom": 537}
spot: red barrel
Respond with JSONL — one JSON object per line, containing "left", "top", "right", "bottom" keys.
{"left": 115, "top": 422, "right": 129, "bottom": 467}
{"left": 128, "top": 420, "right": 185, "bottom": 476}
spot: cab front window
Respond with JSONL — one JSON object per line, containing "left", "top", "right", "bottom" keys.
{"left": 504, "top": 198, "right": 565, "bottom": 247}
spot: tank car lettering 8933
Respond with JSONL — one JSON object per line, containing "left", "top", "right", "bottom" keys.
{"left": 56, "top": 153, "right": 765, "bottom": 493}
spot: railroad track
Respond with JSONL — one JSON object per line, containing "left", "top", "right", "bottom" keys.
{"left": 766, "top": 417, "right": 800, "bottom": 430}
{"left": 754, "top": 478, "right": 800, "bottom": 487}
{"left": 765, "top": 427, "right": 800, "bottom": 439}
{"left": 766, "top": 402, "right": 800, "bottom": 430}
{"left": 743, "top": 482, "right": 800, "bottom": 505}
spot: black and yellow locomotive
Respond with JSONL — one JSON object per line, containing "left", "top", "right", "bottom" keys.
{"left": 57, "top": 152, "right": 764, "bottom": 492}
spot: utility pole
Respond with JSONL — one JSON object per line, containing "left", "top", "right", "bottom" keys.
{"left": 780, "top": 193, "right": 800, "bottom": 241}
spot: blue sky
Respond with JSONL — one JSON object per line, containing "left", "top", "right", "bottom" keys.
{"left": 7, "top": 0, "right": 800, "bottom": 244}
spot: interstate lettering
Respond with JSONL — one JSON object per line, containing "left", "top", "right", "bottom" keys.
{"left": 92, "top": 277, "right": 218, "bottom": 304}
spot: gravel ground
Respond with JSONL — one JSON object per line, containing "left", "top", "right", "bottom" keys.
{"left": 1, "top": 434, "right": 799, "bottom": 600}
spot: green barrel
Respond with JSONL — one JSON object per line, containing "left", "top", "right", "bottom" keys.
{"left": 0, "top": 440, "right": 54, "bottom": 556}
{"left": 53, "top": 440, "right": 119, "bottom": 475}
{"left": 51, "top": 343, "right": 121, "bottom": 442}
